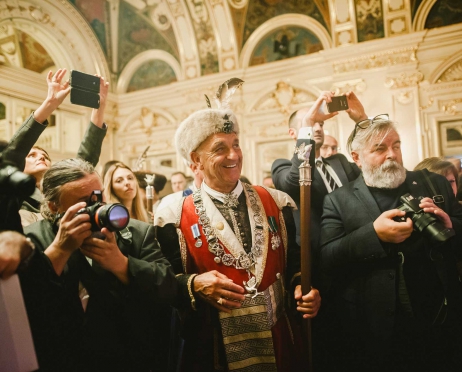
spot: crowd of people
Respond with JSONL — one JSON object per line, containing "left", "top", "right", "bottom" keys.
{"left": 1, "top": 70, "right": 462, "bottom": 372}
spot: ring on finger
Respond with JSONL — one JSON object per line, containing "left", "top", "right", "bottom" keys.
{"left": 217, "top": 298, "right": 224, "bottom": 305}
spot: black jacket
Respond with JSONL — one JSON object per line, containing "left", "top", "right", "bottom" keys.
{"left": 21, "top": 219, "right": 178, "bottom": 372}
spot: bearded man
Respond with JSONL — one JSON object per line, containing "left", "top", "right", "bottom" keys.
{"left": 320, "top": 117, "right": 462, "bottom": 371}
{"left": 155, "top": 79, "right": 321, "bottom": 371}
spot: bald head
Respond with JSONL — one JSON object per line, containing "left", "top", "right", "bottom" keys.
{"left": 320, "top": 135, "right": 338, "bottom": 158}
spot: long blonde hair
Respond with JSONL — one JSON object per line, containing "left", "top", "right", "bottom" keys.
{"left": 103, "top": 162, "right": 149, "bottom": 223}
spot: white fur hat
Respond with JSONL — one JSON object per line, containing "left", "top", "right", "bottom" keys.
{"left": 175, "top": 108, "right": 239, "bottom": 163}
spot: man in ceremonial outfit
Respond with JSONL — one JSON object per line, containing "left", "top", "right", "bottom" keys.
{"left": 155, "top": 79, "right": 321, "bottom": 372}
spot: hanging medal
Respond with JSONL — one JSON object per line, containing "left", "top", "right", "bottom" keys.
{"left": 191, "top": 223, "right": 203, "bottom": 248}
{"left": 268, "top": 216, "right": 281, "bottom": 250}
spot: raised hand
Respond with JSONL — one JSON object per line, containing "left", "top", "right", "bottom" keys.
{"left": 345, "top": 91, "right": 368, "bottom": 123}
{"left": 419, "top": 197, "right": 452, "bottom": 229}
{"left": 301, "top": 91, "right": 338, "bottom": 128}
{"left": 91, "top": 75, "right": 110, "bottom": 128}
{"left": 34, "top": 68, "right": 71, "bottom": 123}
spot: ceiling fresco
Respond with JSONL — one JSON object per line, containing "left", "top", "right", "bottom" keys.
{"left": 1, "top": 1, "right": 462, "bottom": 93}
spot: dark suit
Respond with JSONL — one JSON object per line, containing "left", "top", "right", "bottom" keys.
{"left": 320, "top": 171, "right": 462, "bottom": 371}
{"left": 21, "top": 219, "right": 178, "bottom": 372}
{"left": 271, "top": 138, "right": 360, "bottom": 271}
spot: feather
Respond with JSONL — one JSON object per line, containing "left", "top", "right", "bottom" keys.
{"left": 204, "top": 94, "right": 211, "bottom": 108}
{"left": 214, "top": 78, "right": 244, "bottom": 109}
{"left": 134, "top": 145, "right": 150, "bottom": 171}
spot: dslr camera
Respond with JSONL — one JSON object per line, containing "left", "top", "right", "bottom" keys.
{"left": 0, "top": 157, "right": 36, "bottom": 198}
{"left": 393, "top": 193, "right": 455, "bottom": 243}
{"left": 75, "top": 190, "right": 130, "bottom": 232}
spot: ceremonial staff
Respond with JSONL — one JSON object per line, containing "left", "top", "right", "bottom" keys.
{"left": 297, "top": 142, "right": 313, "bottom": 371}
{"left": 144, "top": 174, "right": 155, "bottom": 224}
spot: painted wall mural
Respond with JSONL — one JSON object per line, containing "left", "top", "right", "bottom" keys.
{"left": 241, "top": 0, "right": 329, "bottom": 50}
{"left": 68, "top": 0, "right": 108, "bottom": 55}
{"left": 127, "top": 59, "right": 177, "bottom": 92}
{"left": 19, "top": 31, "right": 55, "bottom": 73}
{"left": 118, "top": 1, "right": 177, "bottom": 76}
{"left": 355, "top": 0, "right": 385, "bottom": 42}
{"left": 425, "top": 0, "right": 462, "bottom": 29}
{"left": 250, "top": 26, "right": 323, "bottom": 66}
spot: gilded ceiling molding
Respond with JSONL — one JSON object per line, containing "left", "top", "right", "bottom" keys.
{"left": 185, "top": 0, "right": 219, "bottom": 76}
{"left": 384, "top": 71, "right": 424, "bottom": 89}
{"left": 227, "top": 0, "right": 248, "bottom": 10}
{"left": 429, "top": 51, "right": 462, "bottom": 84}
{"left": 240, "top": 13, "right": 332, "bottom": 69}
{"left": 413, "top": 0, "right": 437, "bottom": 31}
{"left": 165, "top": 0, "right": 201, "bottom": 80}
{"left": 250, "top": 81, "right": 318, "bottom": 115}
{"left": 332, "top": 46, "right": 417, "bottom": 74}
{"left": 116, "top": 49, "right": 183, "bottom": 94}
{"left": 206, "top": 0, "right": 239, "bottom": 72}
{"left": 0, "top": 0, "right": 110, "bottom": 78}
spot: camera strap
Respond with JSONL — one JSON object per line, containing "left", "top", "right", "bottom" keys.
{"left": 117, "top": 227, "right": 133, "bottom": 245}
{"left": 417, "top": 169, "right": 444, "bottom": 204}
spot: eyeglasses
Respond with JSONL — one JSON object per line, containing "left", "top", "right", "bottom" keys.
{"left": 351, "top": 114, "right": 389, "bottom": 141}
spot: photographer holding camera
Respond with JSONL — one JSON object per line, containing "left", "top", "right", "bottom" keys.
{"left": 20, "top": 158, "right": 178, "bottom": 371}
{"left": 319, "top": 117, "right": 462, "bottom": 371}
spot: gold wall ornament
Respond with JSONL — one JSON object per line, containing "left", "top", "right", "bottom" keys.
{"left": 29, "top": 6, "right": 50, "bottom": 24}
{"left": 331, "top": 79, "right": 367, "bottom": 95}
{"left": 438, "top": 60, "right": 462, "bottom": 83}
{"left": 252, "top": 81, "right": 316, "bottom": 114}
{"left": 333, "top": 46, "right": 418, "bottom": 74}
{"left": 384, "top": 71, "right": 424, "bottom": 89}
{"left": 440, "top": 98, "right": 462, "bottom": 115}
{"left": 419, "top": 97, "right": 434, "bottom": 111}
{"left": 227, "top": 0, "right": 248, "bottom": 9}
{"left": 395, "top": 90, "right": 414, "bottom": 105}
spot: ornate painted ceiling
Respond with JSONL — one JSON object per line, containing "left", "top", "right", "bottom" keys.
{"left": 1, "top": 0, "right": 461, "bottom": 93}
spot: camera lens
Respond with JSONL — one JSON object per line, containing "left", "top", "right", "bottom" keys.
{"left": 95, "top": 204, "right": 129, "bottom": 231}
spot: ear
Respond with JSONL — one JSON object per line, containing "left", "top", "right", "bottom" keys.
{"left": 288, "top": 128, "right": 297, "bottom": 140}
{"left": 48, "top": 201, "right": 58, "bottom": 213}
{"left": 351, "top": 151, "right": 361, "bottom": 168}
{"left": 190, "top": 152, "right": 203, "bottom": 170}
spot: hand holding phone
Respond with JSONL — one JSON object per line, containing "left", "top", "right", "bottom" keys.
{"left": 326, "top": 96, "right": 349, "bottom": 113}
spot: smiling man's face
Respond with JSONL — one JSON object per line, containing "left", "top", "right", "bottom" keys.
{"left": 191, "top": 132, "right": 243, "bottom": 193}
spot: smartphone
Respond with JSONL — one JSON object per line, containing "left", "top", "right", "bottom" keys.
{"left": 70, "top": 88, "right": 100, "bottom": 109}
{"left": 327, "top": 96, "right": 349, "bottom": 113}
{"left": 70, "top": 70, "right": 100, "bottom": 93}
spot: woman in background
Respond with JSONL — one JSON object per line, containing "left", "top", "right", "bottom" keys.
{"left": 103, "top": 162, "right": 149, "bottom": 223}
{"left": 414, "top": 157, "right": 459, "bottom": 197}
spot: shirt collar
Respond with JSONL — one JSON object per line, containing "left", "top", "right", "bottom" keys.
{"left": 202, "top": 180, "right": 243, "bottom": 203}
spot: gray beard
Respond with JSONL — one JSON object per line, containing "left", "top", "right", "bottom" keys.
{"left": 361, "top": 158, "right": 407, "bottom": 189}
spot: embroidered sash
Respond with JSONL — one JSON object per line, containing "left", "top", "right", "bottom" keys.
{"left": 218, "top": 276, "right": 285, "bottom": 371}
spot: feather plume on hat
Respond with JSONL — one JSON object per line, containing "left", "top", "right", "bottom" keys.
{"left": 176, "top": 78, "right": 244, "bottom": 163}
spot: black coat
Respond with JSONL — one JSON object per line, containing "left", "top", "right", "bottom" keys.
{"left": 21, "top": 219, "right": 178, "bottom": 372}
{"left": 271, "top": 139, "right": 360, "bottom": 285}
{"left": 320, "top": 171, "right": 462, "bottom": 370}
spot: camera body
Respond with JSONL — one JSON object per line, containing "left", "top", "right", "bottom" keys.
{"left": 393, "top": 193, "right": 455, "bottom": 243}
{"left": 0, "top": 159, "right": 36, "bottom": 198}
{"left": 75, "top": 190, "right": 129, "bottom": 232}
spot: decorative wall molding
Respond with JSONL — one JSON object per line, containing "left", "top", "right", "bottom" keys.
{"left": 333, "top": 46, "right": 417, "bottom": 74}
{"left": 439, "top": 98, "right": 462, "bottom": 115}
{"left": 331, "top": 79, "right": 366, "bottom": 95}
{"left": 384, "top": 71, "right": 423, "bottom": 89}
{"left": 250, "top": 81, "right": 317, "bottom": 114}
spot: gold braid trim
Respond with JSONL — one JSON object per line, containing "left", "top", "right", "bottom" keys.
{"left": 177, "top": 228, "right": 188, "bottom": 273}
{"left": 279, "top": 209, "right": 288, "bottom": 263}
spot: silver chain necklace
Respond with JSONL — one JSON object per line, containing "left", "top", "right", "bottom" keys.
{"left": 192, "top": 186, "right": 265, "bottom": 271}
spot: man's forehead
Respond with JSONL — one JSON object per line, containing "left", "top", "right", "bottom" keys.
{"left": 369, "top": 129, "right": 400, "bottom": 146}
